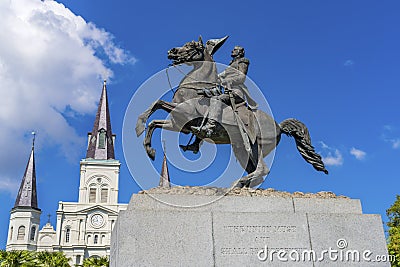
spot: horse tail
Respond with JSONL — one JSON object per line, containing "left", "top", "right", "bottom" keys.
{"left": 279, "top": 118, "right": 328, "bottom": 174}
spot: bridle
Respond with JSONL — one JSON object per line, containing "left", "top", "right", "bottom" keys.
{"left": 166, "top": 42, "right": 210, "bottom": 94}
{"left": 171, "top": 42, "right": 203, "bottom": 65}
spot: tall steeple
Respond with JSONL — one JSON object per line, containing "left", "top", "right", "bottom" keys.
{"left": 86, "top": 80, "right": 115, "bottom": 160}
{"left": 14, "top": 132, "right": 39, "bottom": 210}
{"left": 159, "top": 141, "right": 171, "bottom": 188}
{"left": 7, "top": 132, "right": 41, "bottom": 251}
{"left": 159, "top": 153, "right": 171, "bottom": 188}
{"left": 79, "top": 80, "right": 120, "bottom": 204}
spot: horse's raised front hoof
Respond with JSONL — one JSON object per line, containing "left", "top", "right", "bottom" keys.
{"left": 146, "top": 147, "right": 156, "bottom": 161}
{"left": 135, "top": 122, "right": 145, "bottom": 137}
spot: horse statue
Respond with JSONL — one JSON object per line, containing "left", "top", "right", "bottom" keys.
{"left": 136, "top": 36, "right": 328, "bottom": 188}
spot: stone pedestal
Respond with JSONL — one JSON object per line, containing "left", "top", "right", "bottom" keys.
{"left": 110, "top": 187, "right": 389, "bottom": 267}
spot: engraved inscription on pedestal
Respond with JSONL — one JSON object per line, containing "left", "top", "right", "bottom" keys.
{"left": 213, "top": 213, "right": 311, "bottom": 266}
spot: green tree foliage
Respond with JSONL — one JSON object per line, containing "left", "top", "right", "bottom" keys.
{"left": 0, "top": 250, "right": 35, "bottom": 267}
{"left": 0, "top": 250, "right": 109, "bottom": 267}
{"left": 34, "top": 251, "right": 71, "bottom": 267}
{"left": 81, "top": 256, "right": 109, "bottom": 267}
{"left": 0, "top": 250, "right": 70, "bottom": 267}
{"left": 387, "top": 195, "right": 400, "bottom": 266}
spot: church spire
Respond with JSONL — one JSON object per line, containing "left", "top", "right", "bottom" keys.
{"left": 14, "top": 132, "right": 39, "bottom": 210}
{"left": 86, "top": 80, "right": 115, "bottom": 160}
{"left": 159, "top": 141, "right": 171, "bottom": 188}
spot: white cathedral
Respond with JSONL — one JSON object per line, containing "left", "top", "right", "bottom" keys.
{"left": 6, "top": 81, "right": 129, "bottom": 265}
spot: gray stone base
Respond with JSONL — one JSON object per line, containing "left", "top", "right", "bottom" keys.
{"left": 111, "top": 189, "right": 389, "bottom": 267}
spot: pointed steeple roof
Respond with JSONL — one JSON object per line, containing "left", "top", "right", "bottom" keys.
{"left": 86, "top": 80, "right": 115, "bottom": 160}
{"left": 14, "top": 134, "right": 39, "bottom": 210}
{"left": 159, "top": 152, "right": 171, "bottom": 188}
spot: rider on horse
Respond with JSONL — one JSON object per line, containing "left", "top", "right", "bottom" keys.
{"left": 191, "top": 46, "right": 258, "bottom": 138}
{"left": 138, "top": 37, "right": 328, "bottom": 187}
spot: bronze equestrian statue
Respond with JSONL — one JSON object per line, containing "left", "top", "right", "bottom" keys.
{"left": 136, "top": 36, "right": 328, "bottom": 188}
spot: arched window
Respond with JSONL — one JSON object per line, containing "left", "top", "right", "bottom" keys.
{"left": 101, "top": 234, "right": 105, "bottom": 244}
{"left": 65, "top": 228, "right": 70, "bottom": 243}
{"left": 87, "top": 234, "right": 91, "bottom": 244}
{"left": 101, "top": 188, "right": 108, "bottom": 203}
{"left": 94, "top": 234, "right": 98, "bottom": 244}
{"left": 9, "top": 227, "right": 13, "bottom": 240}
{"left": 87, "top": 178, "right": 112, "bottom": 204}
{"left": 17, "top": 226, "right": 25, "bottom": 240}
{"left": 30, "top": 226, "right": 36, "bottom": 241}
{"left": 76, "top": 255, "right": 81, "bottom": 265}
{"left": 89, "top": 188, "right": 97, "bottom": 203}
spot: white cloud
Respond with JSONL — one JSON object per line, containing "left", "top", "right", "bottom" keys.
{"left": 319, "top": 142, "right": 344, "bottom": 166}
{"left": 0, "top": 177, "right": 20, "bottom": 195}
{"left": 0, "top": 0, "right": 135, "bottom": 192}
{"left": 384, "top": 125, "right": 393, "bottom": 131}
{"left": 319, "top": 141, "right": 330, "bottom": 149}
{"left": 383, "top": 138, "right": 400, "bottom": 149}
{"left": 322, "top": 149, "right": 343, "bottom": 166}
{"left": 350, "top": 147, "right": 366, "bottom": 160}
{"left": 382, "top": 125, "right": 400, "bottom": 150}
{"left": 344, "top": 59, "right": 354, "bottom": 66}
{"left": 391, "top": 139, "right": 400, "bottom": 149}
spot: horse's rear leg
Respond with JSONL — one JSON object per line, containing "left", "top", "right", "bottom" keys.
{"left": 235, "top": 160, "right": 269, "bottom": 188}
{"left": 144, "top": 119, "right": 176, "bottom": 160}
{"left": 136, "top": 100, "right": 176, "bottom": 137}
{"left": 233, "top": 141, "right": 269, "bottom": 188}
{"left": 248, "top": 158, "right": 270, "bottom": 187}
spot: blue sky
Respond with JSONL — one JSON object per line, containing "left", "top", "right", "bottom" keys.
{"left": 1, "top": 0, "right": 399, "bottom": 248}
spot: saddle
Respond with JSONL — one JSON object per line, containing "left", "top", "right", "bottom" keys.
{"left": 195, "top": 97, "right": 258, "bottom": 144}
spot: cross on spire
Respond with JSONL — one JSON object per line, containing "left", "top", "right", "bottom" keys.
{"left": 32, "top": 131, "right": 36, "bottom": 149}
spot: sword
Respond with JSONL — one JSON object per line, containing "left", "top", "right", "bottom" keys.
{"left": 226, "top": 87, "right": 252, "bottom": 154}
{"left": 183, "top": 109, "right": 209, "bottom": 151}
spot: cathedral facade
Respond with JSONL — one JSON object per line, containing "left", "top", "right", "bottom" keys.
{"left": 6, "top": 81, "right": 127, "bottom": 265}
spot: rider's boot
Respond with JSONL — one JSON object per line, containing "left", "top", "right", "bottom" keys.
{"left": 191, "top": 97, "right": 221, "bottom": 137}
{"left": 179, "top": 137, "right": 202, "bottom": 154}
